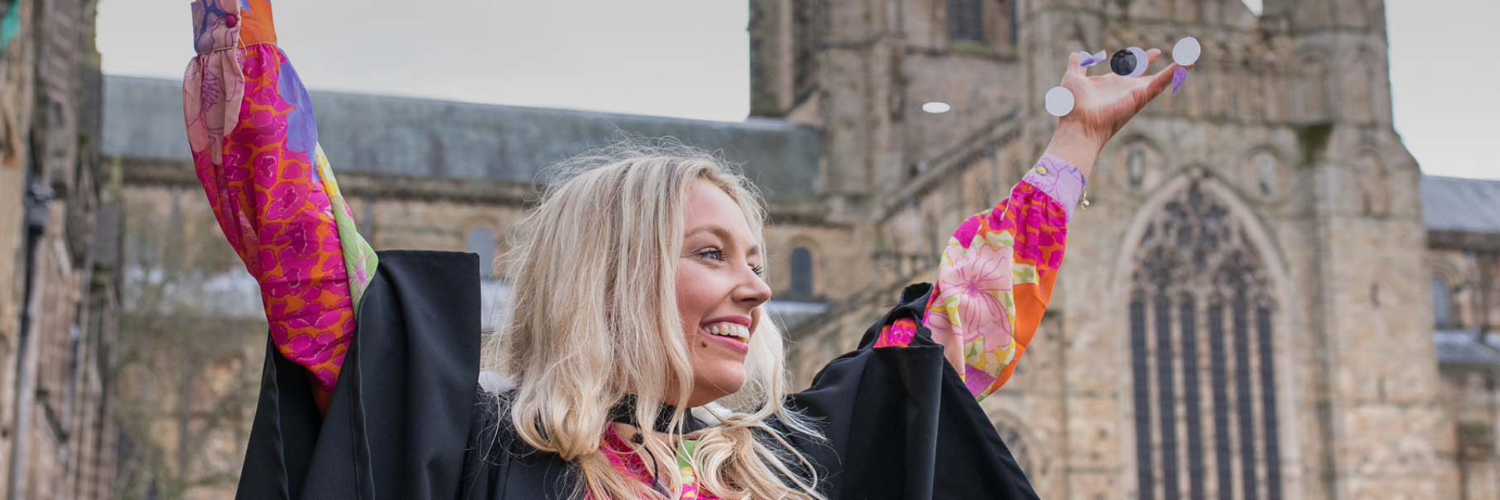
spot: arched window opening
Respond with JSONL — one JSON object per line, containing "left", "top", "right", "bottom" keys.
{"left": 1432, "top": 275, "right": 1454, "bottom": 328}
{"left": 1128, "top": 180, "right": 1284, "bottom": 500}
{"left": 790, "top": 247, "right": 815, "bottom": 298}
{"left": 948, "top": 0, "right": 984, "bottom": 42}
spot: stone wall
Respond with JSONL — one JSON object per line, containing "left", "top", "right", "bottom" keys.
{"left": 111, "top": 184, "right": 262, "bottom": 500}
{"left": 124, "top": 159, "right": 864, "bottom": 304}
{"left": 0, "top": 0, "right": 118, "bottom": 498}
{"left": 1438, "top": 368, "right": 1500, "bottom": 499}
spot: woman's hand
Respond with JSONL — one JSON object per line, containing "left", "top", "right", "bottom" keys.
{"left": 1044, "top": 48, "right": 1190, "bottom": 177}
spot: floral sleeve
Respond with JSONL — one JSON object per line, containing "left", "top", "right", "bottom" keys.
{"left": 183, "top": 0, "right": 376, "bottom": 410}
{"left": 874, "top": 155, "right": 1084, "bottom": 401}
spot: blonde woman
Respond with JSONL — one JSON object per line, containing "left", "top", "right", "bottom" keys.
{"left": 183, "top": 2, "right": 1188, "bottom": 499}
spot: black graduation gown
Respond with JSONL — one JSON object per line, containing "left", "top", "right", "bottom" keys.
{"left": 235, "top": 251, "right": 1039, "bottom": 499}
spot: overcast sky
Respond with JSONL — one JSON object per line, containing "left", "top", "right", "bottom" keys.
{"left": 98, "top": 0, "right": 1494, "bottom": 180}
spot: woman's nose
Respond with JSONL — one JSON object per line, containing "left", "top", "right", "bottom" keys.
{"left": 735, "top": 269, "right": 773, "bottom": 307}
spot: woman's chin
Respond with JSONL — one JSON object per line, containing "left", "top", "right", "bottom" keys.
{"left": 690, "top": 370, "right": 746, "bottom": 406}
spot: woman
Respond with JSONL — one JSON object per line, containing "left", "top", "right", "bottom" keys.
{"left": 182, "top": 2, "right": 1188, "bottom": 499}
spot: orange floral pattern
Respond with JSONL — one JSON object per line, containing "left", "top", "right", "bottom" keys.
{"left": 878, "top": 155, "right": 1082, "bottom": 401}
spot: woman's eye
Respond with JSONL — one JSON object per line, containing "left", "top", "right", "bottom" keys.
{"left": 698, "top": 248, "right": 764, "bottom": 277}
{"left": 699, "top": 249, "right": 726, "bottom": 262}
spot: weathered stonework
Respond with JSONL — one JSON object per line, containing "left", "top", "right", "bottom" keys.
{"left": 0, "top": 0, "right": 118, "bottom": 498}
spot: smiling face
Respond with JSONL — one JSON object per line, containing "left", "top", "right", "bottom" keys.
{"left": 675, "top": 178, "right": 773, "bottom": 407}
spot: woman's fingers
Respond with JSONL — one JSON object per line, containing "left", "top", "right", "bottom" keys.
{"left": 1066, "top": 51, "right": 1086, "bottom": 80}
{"left": 1145, "top": 48, "right": 1163, "bottom": 66}
{"left": 1143, "top": 62, "right": 1183, "bottom": 100}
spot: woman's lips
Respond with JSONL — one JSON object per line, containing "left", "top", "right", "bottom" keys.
{"left": 700, "top": 328, "right": 750, "bottom": 355}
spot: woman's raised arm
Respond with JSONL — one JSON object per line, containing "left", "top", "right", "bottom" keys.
{"left": 183, "top": 0, "right": 376, "bottom": 410}
{"left": 875, "top": 48, "right": 1188, "bottom": 401}
{"left": 872, "top": 156, "right": 1082, "bottom": 401}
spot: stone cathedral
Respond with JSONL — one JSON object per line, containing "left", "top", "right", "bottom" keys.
{"left": 101, "top": 0, "right": 1498, "bottom": 498}
{"left": 748, "top": 1, "right": 1484, "bottom": 499}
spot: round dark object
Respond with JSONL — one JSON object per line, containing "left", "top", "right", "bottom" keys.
{"left": 1110, "top": 49, "right": 1137, "bottom": 76}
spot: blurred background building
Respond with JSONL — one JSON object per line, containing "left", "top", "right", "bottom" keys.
{"left": 2, "top": 0, "right": 1497, "bottom": 499}
{"left": 0, "top": 0, "right": 120, "bottom": 498}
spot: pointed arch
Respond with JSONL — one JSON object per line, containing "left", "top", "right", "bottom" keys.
{"left": 1432, "top": 275, "right": 1455, "bottom": 329}
{"left": 1112, "top": 172, "right": 1294, "bottom": 500}
{"left": 1428, "top": 257, "right": 1467, "bottom": 329}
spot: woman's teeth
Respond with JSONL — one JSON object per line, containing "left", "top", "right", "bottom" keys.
{"left": 704, "top": 323, "right": 750, "bottom": 341}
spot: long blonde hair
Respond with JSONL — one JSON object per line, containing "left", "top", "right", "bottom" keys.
{"left": 483, "top": 141, "right": 826, "bottom": 499}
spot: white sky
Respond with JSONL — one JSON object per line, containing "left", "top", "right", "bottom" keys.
{"left": 98, "top": 0, "right": 1494, "bottom": 180}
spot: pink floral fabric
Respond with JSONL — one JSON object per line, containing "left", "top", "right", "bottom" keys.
{"left": 183, "top": 0, "right": 374, "bottom": 409}
{"left": 600, "top": 427, "right": 716, "bottom": 500}
{"left": 878, "top": 155, "right": 1083, "bottom": 401}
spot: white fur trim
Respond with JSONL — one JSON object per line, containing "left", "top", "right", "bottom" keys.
{"left": 691, "top": 401, "right": 739, "bottom": 426}
{"left": 478, "top": 370, "right": 516, "bottom": 395}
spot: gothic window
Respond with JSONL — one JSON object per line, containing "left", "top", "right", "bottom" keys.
{"left": 1432, "top": 275, "right": 1454, "bottom": 328}
{"left": 1128, "top": 180, "right": 1283, "bottom": 500}
{"left": 948, "top": 0, "right": 984, "bottom": 42}
{"left": 467, "top": 227, "right": 497, "bottom": 279}
{"left": 792, "top": 0, "right": 826, "bottom": 103}
{"left": 790, "top": 247, "right": 815, "bottom": 298}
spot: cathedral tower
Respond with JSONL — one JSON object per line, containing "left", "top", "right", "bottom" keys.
{"left": 756, "top": 1, "right": 1447, "bottom": 498}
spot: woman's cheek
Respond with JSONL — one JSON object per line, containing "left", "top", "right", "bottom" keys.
{"left": 676, "top": 263, "right": 709, "bottom": 328}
